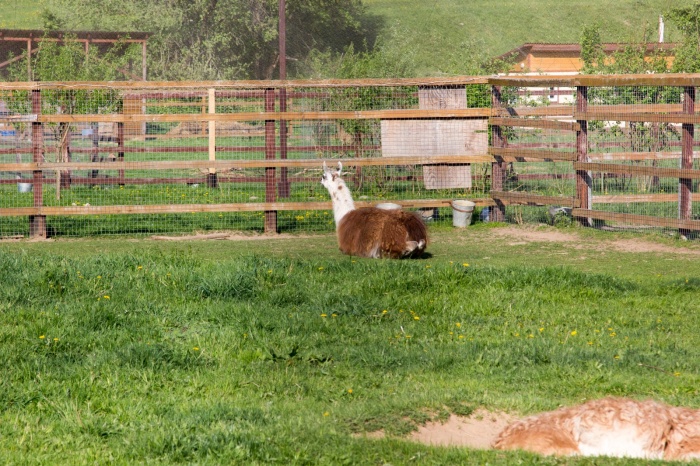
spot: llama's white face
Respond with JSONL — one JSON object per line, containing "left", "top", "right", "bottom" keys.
{"left": 321, "top": 162, "right": 343, "bottom": 191}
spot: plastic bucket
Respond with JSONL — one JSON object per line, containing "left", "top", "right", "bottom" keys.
{"left": 451, "top": 200, "right": 475, "bottom": 228}
{"left": 18, "top": 182, "right": 33, "bottom": 193}
{"left": 376, "top": 202, "right": 401, "bottom": 210}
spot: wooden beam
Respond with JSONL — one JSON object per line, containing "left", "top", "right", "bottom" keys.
{"left": 0, "top": 154, "right": 494, "bottom": 172}
{"left": 490, "top": 191, "right": 578, "bottom": 207}
{"left": 574, "top": 112, "right": 700, "bottom": 124}
{"left": 489, "top": 73, "right": 700, "bottom": 88}
{"left": 489, "top": 116, "right": 580, "bottom": 132}
{"left": 592, "top": 193, "right": 700, "bottom": 203}
{"left": 0, "top": 198, "right": 495, "bottom": 217}
{"left": 574, "top": 162, "right": 700, "bottom": 180}
{"left": 572, "top": 208, "right": 700, "bottom": 231}
{"left": 588, "top": 151, "right": 688, "bottom": 161}
{"left": 489, "top": 147, "right": 577, "bottom": 161}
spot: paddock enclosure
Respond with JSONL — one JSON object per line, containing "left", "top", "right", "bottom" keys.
{"left": 0, "top": 74, "right": 698, "bottom": 238}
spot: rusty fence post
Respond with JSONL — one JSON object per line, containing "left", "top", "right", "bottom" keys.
{"left": 680, "top": 85, "right": 694, "bottom": 237}
{"left": 490, "top": 85, "right": 507, "bottom": 222}
{"left": 575, "top": 85, "right": 592, "bottom": 226}
{"left": 29, "top": 89, "right": 46, "bottom": 238}
{"left": 264, "top": 88, "right": 277, "bottom": 233}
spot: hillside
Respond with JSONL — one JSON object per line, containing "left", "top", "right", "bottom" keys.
{"left": 0, "top": 0, "right": 694, "bottom": 76}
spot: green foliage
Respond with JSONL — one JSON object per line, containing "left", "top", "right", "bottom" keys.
{"left": 667, "top": 3, "right": 700, "bottom": 72}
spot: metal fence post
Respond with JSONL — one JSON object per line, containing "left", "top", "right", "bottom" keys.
{"left": 264, "top": 88, "right": 277, "bottom": 233}
{"left": 29, "top": 89, "right": 46, "bottom": 238}
{"left": 680, "top": 86, "right": 694, "bottom": 237}
{"left": 575, "top": 85, "right": 591, "bottom": 226}
{"left": 490, "top": 85, "right": 506, "bottom": 222}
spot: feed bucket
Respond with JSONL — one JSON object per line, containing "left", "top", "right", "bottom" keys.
{"left": 376, "top": 202, "right": 401, "bottom": 210}
{"left": 451, "top": 200, "right": 475, "bottom": 228}
{"left": 18, "top": 182, "right": 33, "bottom": 193}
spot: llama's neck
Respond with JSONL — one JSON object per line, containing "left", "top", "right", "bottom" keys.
{"left": 329, "top": 179, "right": 355, "bottom": 225}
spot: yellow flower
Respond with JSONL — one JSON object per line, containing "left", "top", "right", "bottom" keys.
{"left": 39, "top": 335, "right": 45, "bottom": 339}
{"left": 103, "top": 295, "right": 110, "bottom": 300}
{"left": 455, "top": 322, "right": 461, "bottom": 328}
{"left": 193, "top": 347, "right": 200, "bottom": 351}
{"left": 462, "top": 263, "right": 469, "bottom": 267}
{"left": 347, "top": 389, "right": 353, "bottom": 394}
{"left": 53, "top": 338, "right": 59, "bottom": 342}
{"left": 414, "top": 316, "right": 420, "bottom": 321}
{"left": 570, "top": 330, "right": 577, "bottom": 336}
{"left": 323, "top": 412, "right": 330, "bottom": 417}
{"left": 320, "top": 313, "right": 327, "bottom": 318}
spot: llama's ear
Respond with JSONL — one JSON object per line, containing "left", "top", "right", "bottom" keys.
{"left": 337, "top": 161, "right": 343, "bottom": 176}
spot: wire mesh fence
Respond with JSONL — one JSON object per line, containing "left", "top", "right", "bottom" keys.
{"left": 0, "top": 75, "right": 699, "bottom": 238}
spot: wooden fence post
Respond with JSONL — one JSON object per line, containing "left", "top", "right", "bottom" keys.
{"left": 490, "top": 85, "right": 506, "bottom": 222}
{"left": 264, "top": 88, "right": 277, "bottom": 233}
{"left": 29, "top": 89, "right": 46, "bottom": 238}
{"left": 207, "top": 88, "right": 218, "bottom": 188}
{"left": 575, "top": 85, "right": 591, "bottom": 226}
{"left": 117, "top": 122, "right": 125, "bottom": 185}
{"left": 680, "top": 86, "right": 694, "bottom": 237}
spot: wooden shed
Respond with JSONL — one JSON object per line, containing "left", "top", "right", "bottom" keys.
{"left": 498, "top": 42, "right": 676, "bottom": 74}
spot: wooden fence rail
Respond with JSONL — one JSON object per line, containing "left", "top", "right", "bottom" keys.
{"left": 0, "top": 74, "right": 699, "bottom": 238}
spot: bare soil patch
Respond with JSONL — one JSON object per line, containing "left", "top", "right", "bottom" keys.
{"left": 490, "top": 226, "right": 700, "bottom": 256}
{"left": 408, "top": 410, "right": 514, "bottom": 449}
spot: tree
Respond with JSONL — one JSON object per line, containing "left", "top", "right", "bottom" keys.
{"left": 667, "top": 3, "right": 700, "bottom": 72}
{"left": 44, "top": 0, "right": 380, "bottom": 80}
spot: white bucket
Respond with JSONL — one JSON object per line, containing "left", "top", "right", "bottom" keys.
{"left": 451, "top": 200, "right": 475, "bottom": 228}
{"left": 376, "top": 202, "right": 401, "bottom": 210}
{"left": 18, "top": 182, "right": 33, "bottom": 193}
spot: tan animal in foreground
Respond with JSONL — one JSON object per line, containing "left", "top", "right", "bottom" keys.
{"left": 320, "top": 162, "right": 427, "bottom": 259}
{"left": 493, "top": 397, "right": 700, "bottom": 460}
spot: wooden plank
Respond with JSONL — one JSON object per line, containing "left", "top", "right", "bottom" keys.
{"left": 489, "top": 147, "right": 577, "bottom": 161}
{"left": 0, "top": 154, "right": 494, "bottom": 172}
{"left": 572, "top": 208, "right": 700, "bottom": 231}
{"left": 24, "top": 108, "right": 492, "bottom": 124}
{"left": 592, "top": 193, "right": 700, "bottom": 203}
{"left": 494, "top": 105, "right": 573, "bottom": 117}
{"left": 490, "top": 116, "right": 580, "bottom": 132}
{"left": 0, "top": 198, "right": 496, "bottom": 217}
{"left": 583, "top": 104, "right": 684, "bottom": 116}
{"left": 588, "top": 151, "right": 686, "bottom": 161}
{"left": 490, "top": 191, "right": 578, "bottom": 207}
{"left": 574, "top": 162, "right": 700, "bottom": 180}
{"left": 489, "top": 73, "right": 700, "bottom": 88}
{"left": 574, "top": 112, "right": 700, "bottom": 124}
{"left": 0, "top": 76, "right": 490, "bottom": 91}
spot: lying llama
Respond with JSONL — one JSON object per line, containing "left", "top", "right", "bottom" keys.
{"left": 493, "top": 396, "right": 700, "bottom": 460}
{"left": 320, "top": 162, "right": 427, "bottom": 259}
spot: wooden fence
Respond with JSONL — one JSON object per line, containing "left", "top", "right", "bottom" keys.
{"left": 0, "top": 74, "right": 699, "bottom": 238}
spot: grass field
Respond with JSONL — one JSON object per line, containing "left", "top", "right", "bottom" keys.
{"left": 0, "top": 0, "right": 691, "bottom": 75}
{"left": 2, "top": 224, "right": 700, "bottom": 464}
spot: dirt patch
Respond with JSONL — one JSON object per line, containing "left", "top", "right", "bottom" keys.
{"left": 359, "top": 409, "right": 515, "bottom": 450}
{"left": 489, "top": 225, "right": 700, "bottom": 256}
{"left": 408, "top": 410, "right": 514, "bottom": 449}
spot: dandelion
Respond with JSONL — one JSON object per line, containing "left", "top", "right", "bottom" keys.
{"left": 137, "top": 265, "right": 143, "bottom": 270}
{"left": 320, "top": 313, "right": 327, "bottom": 318}
{"left": 103, "top": 295, "right": 110, "bottom": 300}
{"left": 414, "top": 316, "right": 420, "bottom": 321}
{"left": 318, "top": 267, "right": 324, "bottom": 271}
{"left": 455, "top": 322, "right": 461, "bottom": 328}
{"left": 458, "top": 335, "right": 464, "bottom": 339}
{"left": 382, "top": 310, "right": 388, "bottom": 314}
{"left": 425, "top": 265, "right": 431, "bottom": 268}
{"left": 610, "top": 332, "right": 617, "bottom": 337}
{"left": 674, "top": 372, "right": 681, "bottom": 377}
{"left": 193, "top": 347, "right": 199, "bottom": 351}
{"left": 53, "top": 338, "right": 59, "bottom": 342}
{"left": 539, "top": 327, "right": 544, "bottom": 332}
{"left": 332, "top": 313, "right": 337, "bottom": 318}
{"left": 323, "top": 412, "right": 330, "bottom": 417}
{"left": 347, "top": 389, "right": 353, "bottom": 394}
{"left": 570, "top": 330, "right": 577, "bottom": 336}
{"left": 462, "top": 263, "right": 469, "bottom": 267}
{"left": 39, "top": 335, "right": 45, "bottom": 339}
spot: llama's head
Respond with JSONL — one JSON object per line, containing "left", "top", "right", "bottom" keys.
{"left": 321, "top": 161, "right": 343, "bottom": 191}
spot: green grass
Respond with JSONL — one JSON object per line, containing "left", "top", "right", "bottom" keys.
{"left": 0, "top": 0, "right": 690, "bottom": 76}
{"left": 1, "top": 226, "right": 700, "bottom": 464}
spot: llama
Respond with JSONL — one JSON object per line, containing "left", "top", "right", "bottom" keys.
{"left": 320, "top": 162, "right": 427, "bottom": 259}
{"left": 493, "top": 396, "right": 700, "bottom": 460}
